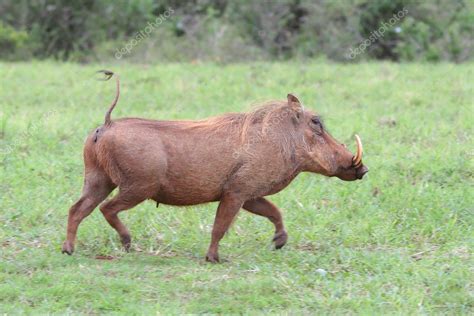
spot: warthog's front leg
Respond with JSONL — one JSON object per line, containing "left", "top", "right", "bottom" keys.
{"left": 206, "top": 193, "right": 243, "bottom": 263}
{"left": 243, "top": 197, "right": 288, "bottom": 249}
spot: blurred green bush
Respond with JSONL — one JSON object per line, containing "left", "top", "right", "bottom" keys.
{"left": 0, "top": 0, "right": 472, "bottom": 62}
{"left": 0, "top": 21, "right": 30, "bottom": 60}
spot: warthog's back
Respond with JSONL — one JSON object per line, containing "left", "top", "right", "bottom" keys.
{"left": 89, "top": 117, "right": 245, "bottom": 205}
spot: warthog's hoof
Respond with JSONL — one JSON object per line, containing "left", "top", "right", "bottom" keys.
{"left": 205, "top": 253, "right": 220, "bottom": 263}
{"left": 273, "top": 230, "right": 288, "bottom": 249}
{"left": 120, "top": 235, "right": 131, "bottom": 252}
{"left": 61, "top": 241, "right": 74, "bottom": 255}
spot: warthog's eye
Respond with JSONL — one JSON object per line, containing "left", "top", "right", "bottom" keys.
{"left": 311, "top": 116, "right": 323, "bottom": 135}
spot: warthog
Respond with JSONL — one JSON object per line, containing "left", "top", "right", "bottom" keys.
{"left": 62, "top": 71, "right": 368, "bottom": 262}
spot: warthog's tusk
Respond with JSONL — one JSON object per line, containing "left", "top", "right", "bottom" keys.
{"left": 352, "top": 134, "right": 363, "bottom": 167}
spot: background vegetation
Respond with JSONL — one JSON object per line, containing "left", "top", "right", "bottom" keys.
{"left": 0, "top": 0, "right": 473, "bottom": 63}
{"left": 0, "top": 62, "right": 472, "bottom": 313}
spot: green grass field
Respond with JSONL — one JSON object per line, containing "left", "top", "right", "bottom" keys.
{"left": 0, "top": 62, "right": 473, "bottom": 314}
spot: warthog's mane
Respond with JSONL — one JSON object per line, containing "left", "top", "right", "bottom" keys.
{"left": 200, "top": 100, "right": 307, "bottom": 158}
{"left": 197, "top": 100, "right": 302, "bottom": 138}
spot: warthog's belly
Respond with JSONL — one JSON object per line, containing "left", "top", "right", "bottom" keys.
{"left": 152, "top": 179, "right": 223, "bottom": 206}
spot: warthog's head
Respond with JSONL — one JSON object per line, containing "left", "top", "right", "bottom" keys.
{"left": 288, "top": 94, "right": 368, "bottom": 181}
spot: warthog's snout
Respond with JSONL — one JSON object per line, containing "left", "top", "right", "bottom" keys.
{"left": 356, "top": 165, "right": 369, "bottom": 180}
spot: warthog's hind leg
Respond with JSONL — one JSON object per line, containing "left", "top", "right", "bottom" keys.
{"left": 99, "top": 188, "right": 146, "bottom": 251}
{"left": 243, "top": 197, "right": 288, "bottom": 249}
{"left": 62, "top": 169, "right": 116, "bottom": 255}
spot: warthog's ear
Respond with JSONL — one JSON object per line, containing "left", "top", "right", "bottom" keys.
{"left": 287, "top": 93, "right": 303, "bottom": 122}
{"left": 287, "top": 93, "right": 301, "bottom": 105}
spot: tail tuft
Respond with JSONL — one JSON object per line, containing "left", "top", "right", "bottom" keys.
{"left": 97, "top": 70, "right": 120, "bottom": 127}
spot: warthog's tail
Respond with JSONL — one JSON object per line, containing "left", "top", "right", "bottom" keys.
{"left": 97, "top": 70, "right": 120, "bottom": 127}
